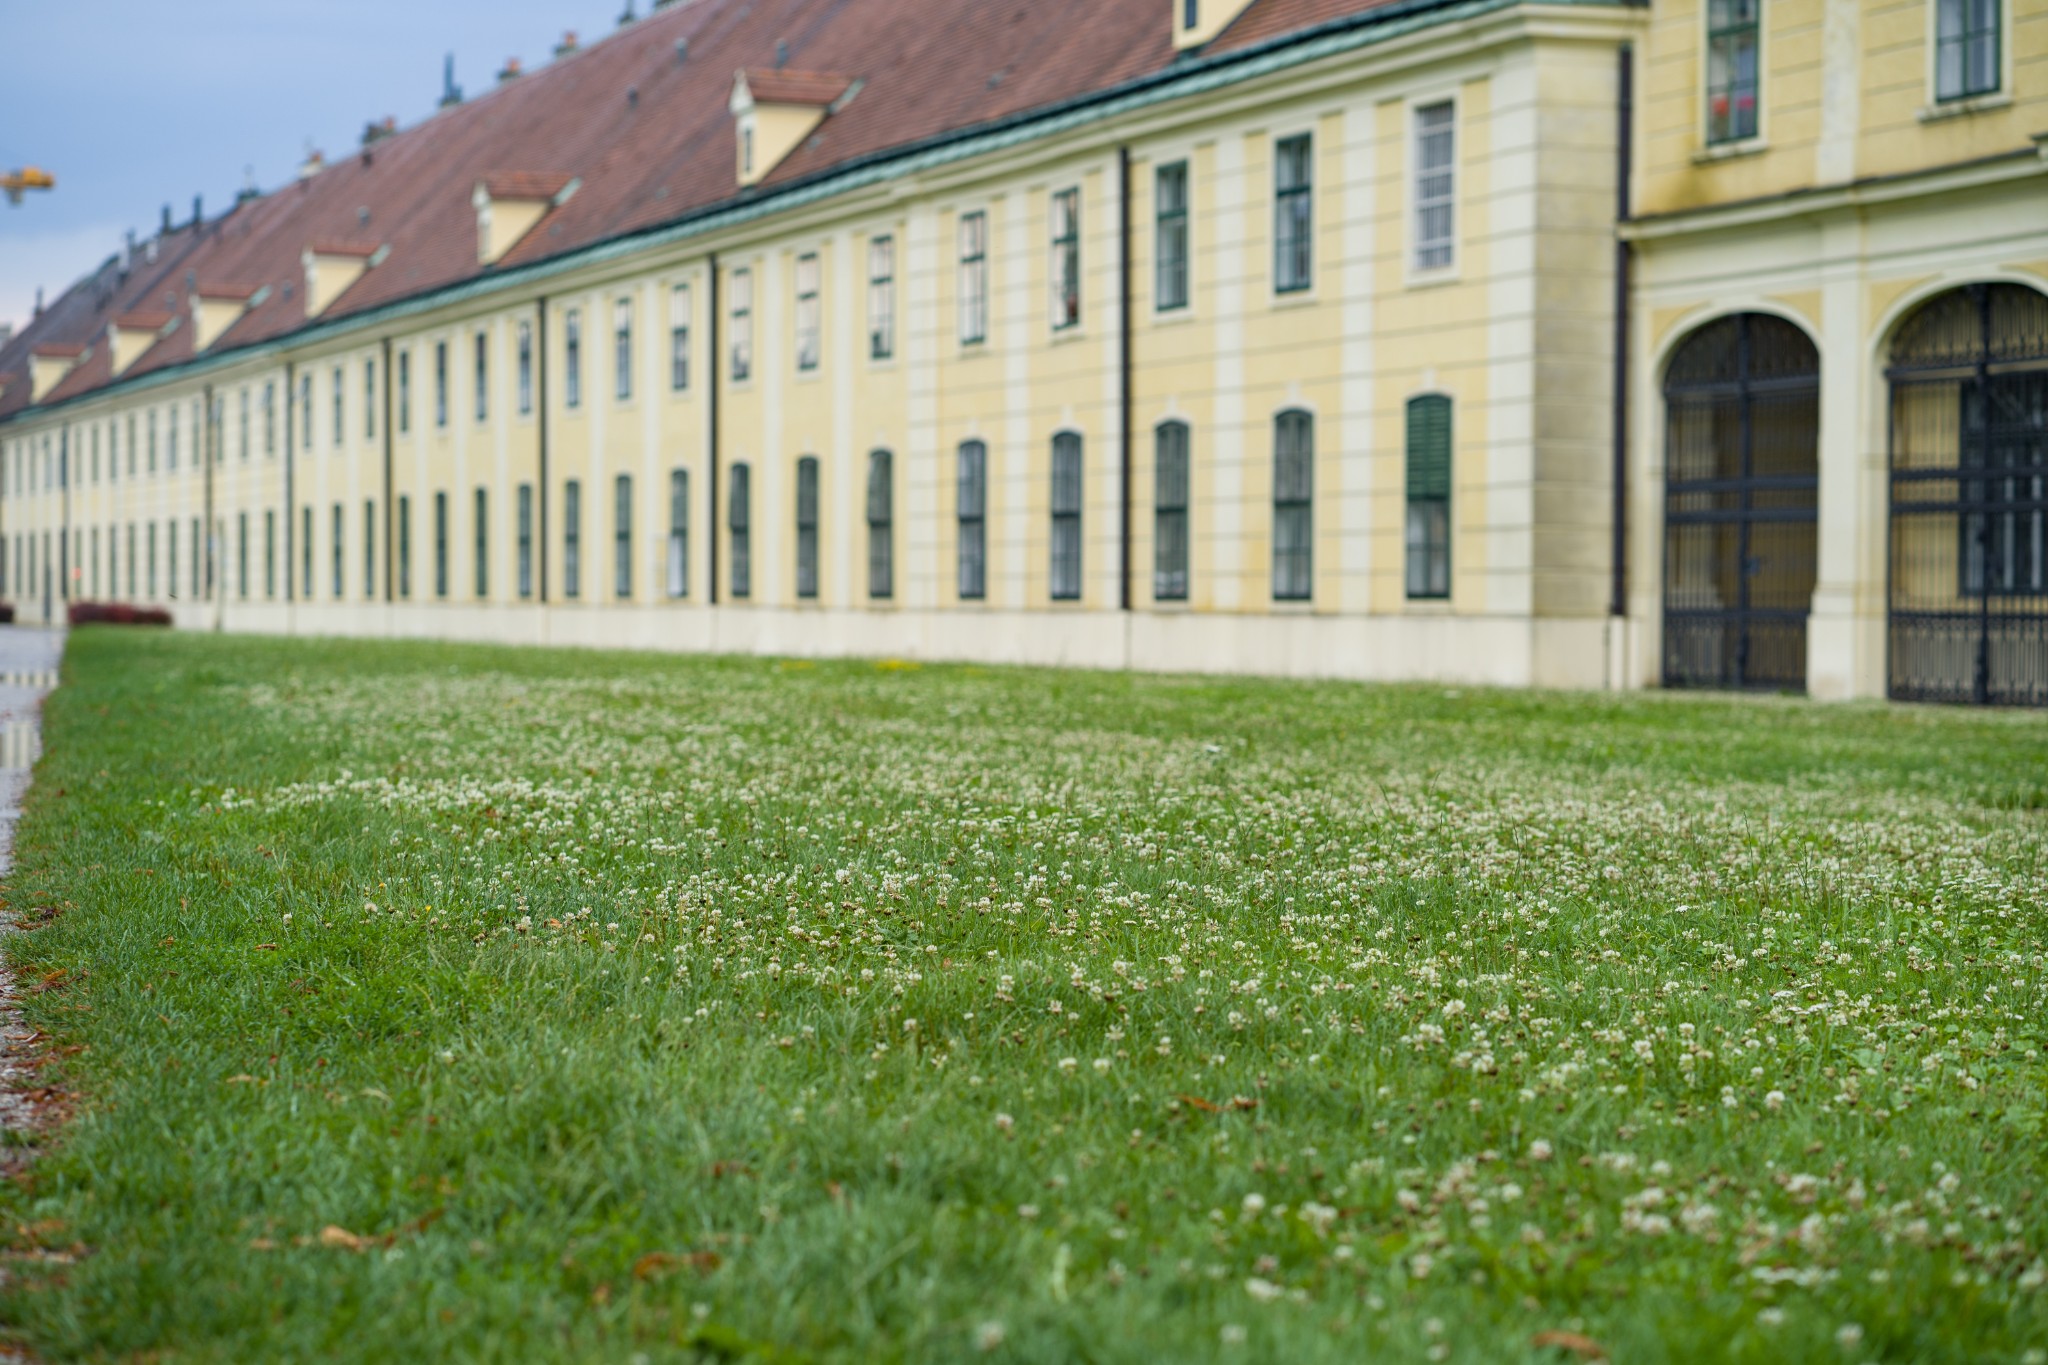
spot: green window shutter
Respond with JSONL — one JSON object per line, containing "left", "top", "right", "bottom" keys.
{"left": 1405, "top": 395, "right": 1452, "bottom": 501}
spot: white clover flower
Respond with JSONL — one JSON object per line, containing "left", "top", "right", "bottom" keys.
{"left": 1529, "top": 1140, "right": 1554, "bottom": 1162}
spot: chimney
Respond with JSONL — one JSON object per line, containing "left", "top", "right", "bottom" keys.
{"left": 554, "top": 31, "right": 580, "bottom": 58}
{"left": 193, "top": 193, "right": 204, "bottom": 227}
{"left": 617, "top": 2, "right": 637, "bottom": 26}
{"left": 161, "top": 204, "right": 172, "bottom": 234}
{"left": 298, "top": 149, "right": 326, "bottom": 180}
{"left": 497, "top": 56, "right": 523, "bottom": 82}
{"left": 440, "top": 53, "right": 464, "bottom": 108}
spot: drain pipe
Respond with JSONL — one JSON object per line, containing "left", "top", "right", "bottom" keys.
{"left": 537, "top": 298, "right": 550, "bottom": 604}
{"left": 284, "top": 361, "right": 296, "bottom": 607}
{"left": 382, "top": 339, "right": 395, "bottom": 603}
{"left": 1118, "top": 145, "right": 1135, "bottom": 615}
{"left": 1609, "top": 43, "right": 1633, "bottom": 623}
{"left": 707, "top": 253, "right": 720, "bottom": 606}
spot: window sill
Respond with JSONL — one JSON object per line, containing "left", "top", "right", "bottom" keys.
{"left": 1272, "top": 288, "right": 1319, "bottom": 310}
{"left": 1404, "top": 597, "right": 1453, "bottom": 613}
{"left": 1405, "top": 266, "right": 1461, "bottom": 291}
{"left": 1920, "top": 91, "right": 2010, "bottom": 122}
{"left": 1150, "top": 306, "right": 1197, "bottom": 327}
{"left": 1691, "top": 137, "right": 1767, "bottom": 164}
{"left": 1048, "top": 327, "right": 1089, "bottom": 346}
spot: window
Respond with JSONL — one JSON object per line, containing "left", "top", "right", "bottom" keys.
{"left": 1405, "top": 395, "right": 1453, "bottom": 599}
{"left": 795, "top": 254, "right": 821, "bottom": 372}
{"left": 331, "top": 502, "right": 344, "bottom": 598}
{"left": 363, "top": 499, "right": 376, "bottom": 598}
{"left": 729, "top": 463, "right": 752, "bottom": 598}
{"left": 148, "top": 410, "right": 159, "bottom": 472}
{"left": 238, "top": 389, "right": 249, "bottom": 461}
{"left": 1935, "top": 0, "right": 2000, "bottom": 100}
{"left": 959, "top": 211, "right": 988, "bottom": 345}
{"left": 1273, "top": 410, "right": 1313, "bottom": 601}
{"left": 517, "top": 484, "right": 533, "bottom": 598}
{"left": 868, "top": 237, "right": 895, "bottom": 360}
{"left": 398, "top": 495, "right": 412, "bottom": 598}
{"left": 867, "top": 450, "right": 894, "bottom": 599}
{"left": 168, "top": 411, "right": 178, "bottom": 470}
{"left": 742, "top": 124, "right": 755, "bottom": 177}
{"left": 235, "top": 516, "right": 244, "bottom": 598}
{"left": 152, "top": 522, "right": 162, "bottom": 599}
{"left": 565, "top": 309, "right": 583, "bottom": 408}
{"left": 563, "top": 480, "right": 582, "bottom": 598}
{"left": 730, "top": 268, "right": 753, "bottom": 382}
{"left": 1274, "top": 136, "right": 1314, "bottom": 293}
{"left": 398, "top": 350, "right": 411, "bottom": 434}
{"left": 1184, "top": 0, "right": 1200, "bottom": 29}
{"left": 614, "top": 474, "right": 633, "bottom": 599}
{"left": 667, "top": 470, "right": 689, "bottom": 598}
{"left": 1958, "top": 374, "right": 2047, "bottom": 597}
{"left": 1156, "top": 162, "right": 1190, "bottom": 311}
{"left": 331, "top": 367, "right": 344, "bottom": 446}
{"left": 518, "top": 320, "right": 534, "bottom": 415}
{"left": 1050, "top": 189, "right": 1081, "bottom": 330}
{"left": 474, "top": 331, "right": 489, "bottom": 423}
{"left": 264, "top": 381, "right": 276, "bottom": 455}
{"left": 474, "top": 487, "right": 489, "bottom": 597}
{"left": 795, "top": 456, "right": 820, "bottom": 599}
{"left": 1706, "top": 0, "right": 1761, "bottom": 143}
{"left": 1050, "top": 432, "right": 1083, "bottom": 600}
{"left": 614, "top": 297, "right": 634, "bottom": 401}
{"left": 1155, "top": 421, "right": 1190, "bottom": 600}
{"left": 669, "top": 284, "right": 691, "bottom": 391}
{"left": 434, "top": 492, "right": 449, "bottom": 598}
{"left": 170, "top": 520, "right": 181, "bottom": 599}
{"left": 1414, "top": 103, "right": 1457, "bottom": 272}
{"left": 300, "top": 506, "right": 311, "bottom": 599}
{"left": 435, "top": 342, "right": 449, "bottom": 427}
{"left": 957, "top": 440, "right": 987, "bottom": 600}
{"left": 364, "top": 358, "right": 377, "bottom": 440}
{"left": 301, "top": 373, "right": 314, "bottom": 448}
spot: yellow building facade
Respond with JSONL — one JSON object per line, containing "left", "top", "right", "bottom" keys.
{"left": 2, "top": 0, "right": 2042, "bottom": 702}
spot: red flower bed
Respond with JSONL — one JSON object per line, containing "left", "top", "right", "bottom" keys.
{"left": 66, "top": 602, "right": 174, "bottom": 627}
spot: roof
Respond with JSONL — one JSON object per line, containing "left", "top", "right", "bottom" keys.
{"left": 112, "top": 311, "right": 173, "bottom": 331}
{"left": 0, "top": 0, "right": 1455, "bottom": 425}
{"left": 478, "top": 171, "right": 576, "bottom": 201}
{"left": 739, "top": 68, "right": 856, "bottom": 107}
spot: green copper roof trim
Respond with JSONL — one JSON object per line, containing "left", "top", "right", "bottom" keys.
{"left": 5, "top": 0, "right": 1622, "bottom": 426}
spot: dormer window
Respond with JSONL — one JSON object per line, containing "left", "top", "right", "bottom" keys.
{"left": 1173, "top": 0, "right": 1252, "bottom": 49}
{"left": 1184, "top": 0, "right": 1199, "bottom": 29}
{"left": 728, "top": 68, "right": 856, "bottom": 188}
{"left": 473, "top": 172, "right": 575, "bottom": 266}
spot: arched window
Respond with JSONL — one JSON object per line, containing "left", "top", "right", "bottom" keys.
{"left": 867, "top": 450, "right": 893, "bottom": 600}
{"left": 795, "top": 456, "right": 821, "bottom": 599}
{"left": 1404, "top": 395, "right": 1452, "bottom": 599}
{"left": 1154, "top": 421, "right": 1189, "bottom": 601}
{"left": 1272, "top": 410, "right": 1312, "bottom": 601}
{"left": 1887, "top": 283, "right": 2048, "bottom": 705}
{"left": 1050, "top": 432, "right": 1083, "bottom": 600}
{"left": 1661, "top": 313, "right": 1819, "bottom": 691}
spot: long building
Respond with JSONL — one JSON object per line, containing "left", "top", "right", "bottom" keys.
{"left": 0, "top": 0, "right": 2042, "bottom": 703}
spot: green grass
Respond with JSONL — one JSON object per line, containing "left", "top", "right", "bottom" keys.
{"left": 3, "top": 628, "right": 2047, "bottom": 1363}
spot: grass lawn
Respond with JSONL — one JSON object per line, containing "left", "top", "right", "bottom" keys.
{"left": 2, "top": 629, "right": 2046, "bottom": 1363}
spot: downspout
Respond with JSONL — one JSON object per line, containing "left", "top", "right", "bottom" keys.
{"left": 382, "top": 338, "right": 395, "bottom": 602}
{"left": 1609, "top": 43, "right": 1633, "bottom": 622}
{"left": 537, "top": 298, "right": 550, "bottom": 604}
{"left": 203, "top": 383, "right": 219, "bottom": 630}
{"left": 1118, "top": 145, "right": 1135, "bottom": 615}
{"left": 284, "top": 360, "right": 296, "bottom": 605}
{"left": 706, "top": 253, "right": 720, "bottom": 606}
{"left": 59, "top": 427, "right": 69, "bottom": 614}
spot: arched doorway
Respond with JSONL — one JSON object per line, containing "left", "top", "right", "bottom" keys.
{"left": 1661, "top": 313, "right": 1821, "bottom": 691}
{"left": 1887, "top": 283, "right": 2048, "bottom": 705}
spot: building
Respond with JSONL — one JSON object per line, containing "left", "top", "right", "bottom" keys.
{"left": 0, "top": 0, "right": 2041, "bottom": 704}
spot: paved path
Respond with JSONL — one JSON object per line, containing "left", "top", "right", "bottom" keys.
{"left": 0, "top": 627, "right": 63, "bottom": 1135}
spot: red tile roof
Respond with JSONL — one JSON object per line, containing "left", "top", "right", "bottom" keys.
{"left": 739, "top": 68, "right": 856, "bottom": 107}
{"left": 30, "top": 343, "right": 86, "bottom": 359}
{"left": 112, "top": 311, "right": 173, "bottom": 331}
{"left": 478, "top": 171, "right": 576, "bottom": 201}
{"left": 0, "top": 0, "right": 1445, "bottom": 423}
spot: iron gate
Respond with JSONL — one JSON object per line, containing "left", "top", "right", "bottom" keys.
{"left": 1662, "top": 313, "right": 1821, "bottom": 691}
{"left": 1888, "top": 283, "right": 2048, "bottom": 706}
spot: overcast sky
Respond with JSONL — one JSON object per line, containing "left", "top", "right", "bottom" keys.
{"left": 0, "top": 0, "right": 633, "bottom": 334}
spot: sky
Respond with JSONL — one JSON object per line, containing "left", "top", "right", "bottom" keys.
{"left": 0, "top": 0, "right": 635, "bottom": 335}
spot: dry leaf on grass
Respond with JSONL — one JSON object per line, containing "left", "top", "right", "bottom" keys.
{"left": 1532, "top": 1329, "right": 1609, "bottom": 1360}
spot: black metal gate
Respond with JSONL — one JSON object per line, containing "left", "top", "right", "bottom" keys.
{"left": 1662, "top": 313, "right": 1820, "bottom": 691}
{"left": 1887, "top": 284, "right": 2048, "bottom": 706}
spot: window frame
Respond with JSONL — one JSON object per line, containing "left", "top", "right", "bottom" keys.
{"left": 669, "top": 283, "right": 691, "bottom": 392}
{"left": 1404, "top": 394, "right": 1454, "bottom": 601}
{"left": 795, "top": 455, "right": 821, "bottom": 599}
{"left": 517, "top": 483, "right": 534, "bottom": 599}
{"left": 1272, "top": 409, "right": 1314, "bottom": 602}
{"left": 1703, "top": 0, "right": 1763, "bottom": 145}
{"left": 473, "top": 485, "right": 489, "bottom": 599}
{"left": 434, "top": 491, "right": 449, "bottom": 599}
{"left": 957, "top": 439, "right": 987, "bottom": 601}
{"left": 1050, "top": 188, "right": 1082, "bottom": 332}
{"left": 614, "top": 296, "right": 634, "bottom": 402}
{"left": 1050, "top": 431, "right": 1084, "bottom": 601}
{"left": 794, "top": 253, "right": 822, "bottom": 373}
{"left": 614, "top": 473, "right": 634, "bottom": 599}
{"left": 563, "top": 479, "right": 582, "bottom": 598}
{"left": 473, "top": 330, "right": 489, "bottom": 424}
{"left": 728, "top": 462, "right": 753, "bottom": 598}
{"left": 730, "top": 267, "right": 754, "bottom": 384}
{"left": 1410, "top": 100, "right": 1459, "bottom": 278}
{"left": 1155, "top": 161, "right": 1191, "bottom": 313}
{"left": 1273, "top": 134, "right": 1314, "bottom": 296}
{"left": 868, "top": 235, "right": 896, "bottom": 362}
{"left": 958, "top": 211, "right": 989, "bottom": 347}
{"left": 1154, "top": 420, "right": 1191, "bottom": 602}
{"left": 517, "top": 319, "right": 534, "bottom": 416}
{"left": 564, "top": 309, "right": 583, "bottom": 409}
{"left": 867, "top": 449, "right": 894, "bottom": 601}
{"left": 666, "top": 469, "right": 690, "bottom": 599}
{"left": 1932, "top": 0, "right": 2003, "bottom": 103}
{"left": 434, "top": 342, "right": 449, "bottom": 428}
